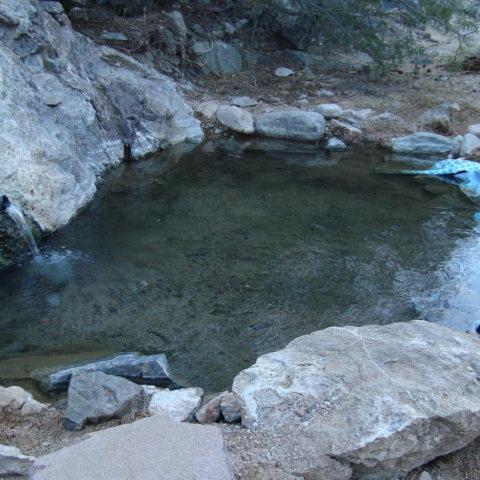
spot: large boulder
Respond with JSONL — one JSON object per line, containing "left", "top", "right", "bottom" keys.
{"left": 32, "top": 352, "right": 174, "bottom": 392}
{"left": 389, "top": 132, "right": 459, "bottom": 155}
{"left": 64, "top": 371, "right": 146, "bottom": 430}
{"left": 256, "top": 110, "right": 326, "bottom": 141}
{"left": 31, "top": 415, "right": 234, "bottom": 480}
{"left": 0, "top": 444, "right": 35, "bottom": 476}
{"left": 0, "top": 0, "right": 202, "bottom": 245}
{"left": 232, "top": 321, "right": 480, "bottom": 479}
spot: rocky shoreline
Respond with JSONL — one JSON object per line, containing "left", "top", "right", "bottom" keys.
{"left": 3, "top": 320, "right": 480, "bottom": 479}
{"left": 2, "top": 1, "right": 480, "bottom": 479}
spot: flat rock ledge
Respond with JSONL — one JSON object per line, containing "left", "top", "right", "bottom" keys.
{"left": 231, "top": 320, "right": 480, "bottom": 479}
{"left": 31, "top": 415, "right": 233, "bottom": 480}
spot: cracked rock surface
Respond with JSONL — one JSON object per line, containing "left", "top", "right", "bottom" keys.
{"left": 0, "top": 0, "right": 202, "bottom": 236}
{"left": 231, "top": 320, "right": 480, "bottom": 479}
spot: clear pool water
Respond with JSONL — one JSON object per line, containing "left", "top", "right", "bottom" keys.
{"left": 0, "top": 139, "right": 478, "bottom": 392}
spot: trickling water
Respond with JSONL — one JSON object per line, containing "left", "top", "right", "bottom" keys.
{"left": 3, "top": 198, "right": 40, "bottom": 258}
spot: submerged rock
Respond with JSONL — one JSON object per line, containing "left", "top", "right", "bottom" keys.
{"left": 0, "top": 444, "right": 35, "bottom": 476}
{"left": 64, "top": 371, "right": 146, "bottom": 431}
{"left": 33, "top": 352, "right": 174, "bottom": 392}
{"left": 0, "top": 0, "right": 202, "bottom": 242}
{"left": 143, "top": 386, "right": 203, "bottom": 422}
{"left": 31, "top": 415, "right": 234, "bottom": 480}
{"left": 216, "top": 106, "right": 255, "bottom": 134}
{"left": 232, "top": 320, "right": 480, "bottom": 479}
{"left": 390, "top": 132, "right": 459, "bottom": 155}
{"left": 256, "top": 110, "right": 325, "bottom": 141}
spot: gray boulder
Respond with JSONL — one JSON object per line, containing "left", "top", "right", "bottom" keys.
{"left": 0, "top": 0, "right": 202, "bottom": 245}
{"left": 231, "top": 96, "right": 257, "bottom": 108}
{"left": 192, "top": 41, "right": 242, "bottom": 75}
{"left": 0, "top": 444, "right": 35, "bottom": 476}
{"left": 64, "top": 371, "right": 146, "bottom": 430}
{"left": 390, "top": 132, "right": 459, "bottom": 155}
{"left": 467, "top": 124, "right": 480, "bottom": 138}
{"left": 33, "top": 352, "right": 173, "bottom": 392}
{"left": 314, "top": 103, "right": 343, "bottom": 119}
{"left": 216, "top": 106, "right": 255, "bottom": 134}
{"left": 256, "top": 110, "right": 326, "bottom": 141}
{"left": 232, "top": 320, "right": 480, "bottom": 479}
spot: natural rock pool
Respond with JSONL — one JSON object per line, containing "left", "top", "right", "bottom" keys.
{"left": 0, "top": 139, "right": 479, "bottom": 392}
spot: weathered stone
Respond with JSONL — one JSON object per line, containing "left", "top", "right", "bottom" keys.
{"left": 233, "top": 320, "right": 480, "bottom": 479}
{"left": 326, "top": 138, "right": 347, "bottom": 152}
{"left": 32, "top": 352, "right": 174, "bottom": 392}
{"left": 195, "top": 101, "right": 220, "bottom": 119}
{"left": 64, "top": 372, "right": 146, "bottom": 430}
{"left": 460, "top": 133, "right": 480, "bottom": 159}
{"left": 143, "top": 386, "right": 203, "bottom": 421}
{"left": 196, "top": 393, "right": 225, "bottom": 424}
{"left": 0, "top": 386, "right": 48, "bottom": 415}
{"left": 31, "top": 415, "right": 234, "bottom": 480}
{"left": 390, "top": 132, "right": 459, "bottom": 155}
{"left": 220, "top": 392, "right": 242, "bottom": 424}
{"left": 314, "top": 103, "right": 343, "bottom": 119}
{"left": 330, "top": 119, "right": 363, "bottom": 143}
{"left": 256, "top": 110, "right": 325, "bottom": 141}
{"left": 0, "top": 444, "right": 35, "bottom": 476}
{"left": 231, "top": 96, "right": 257, "bottom": 108}
{"left": 0, "top": 0, "right": 202, "bottom": 245}
{"left": 467, "top": 124, "right": 480, "bottom": 138}
{"left": 275, "top": 67, "right": 295, "bottom": 77}
{"left": 192, "top": 41, "right": 242, "bottom": 75}
{"left": 419, "top": 105, "right": 451, "bottom": 133}
{"left": 166, "top": 10, "right": 187, "bottom": 41}
{"left": 217, "top": 106, "right": 255, "bottom": 134}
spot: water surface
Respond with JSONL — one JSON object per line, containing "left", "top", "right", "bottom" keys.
{"left": 0, "top": 139, "right": 478, "bottom": 391}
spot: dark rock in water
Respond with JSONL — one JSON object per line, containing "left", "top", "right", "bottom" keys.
{"left": 32, "top": 352, "right": 175, "bottom": 392}
{"left": 63, "top": 371, "right": 146, "bottom": 431}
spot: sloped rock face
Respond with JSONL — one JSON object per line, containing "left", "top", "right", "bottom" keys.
{"left": 0, "top": 0, "right": 202, "bottom": 238}
{"left": 232, "top": 321, "right": 480, "bottom": 479}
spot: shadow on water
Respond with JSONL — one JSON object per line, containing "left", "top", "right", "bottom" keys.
{"left": 0, "top": 139, "right": 478, "bottom": 391}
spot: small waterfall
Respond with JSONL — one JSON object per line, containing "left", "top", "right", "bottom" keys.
{"left": 2, "top": 196, "right": 40, "bottom": 258}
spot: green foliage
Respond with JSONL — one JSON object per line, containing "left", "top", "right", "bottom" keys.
{"left": 245, "top": 0, "right": 480, "bottom": 73}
